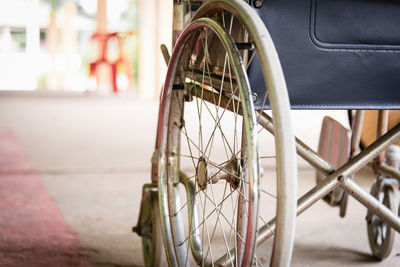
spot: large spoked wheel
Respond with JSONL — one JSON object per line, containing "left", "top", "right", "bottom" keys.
{"left": 158, "top": 1, "right": 297, "bottom": 266}
{"left": 367, "top": 179, "right": 397, "bottom": 260}
{"left": 159, "top": 18, "right": 259, "bottom": 266}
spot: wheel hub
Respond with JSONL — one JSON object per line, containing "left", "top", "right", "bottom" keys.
{"left": 196, "top": 157, "right": 241, "bottom": 190}
{"left": 196, "top": 157, "right": 209, "bottom": 190}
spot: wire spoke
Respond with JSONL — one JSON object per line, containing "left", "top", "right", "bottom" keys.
{"left": 208, "top": 182, "right": 235, "bottom": 266}
{"left": 179, "top": 187, "right": 238, "bottom": 246}
{"left": 227, "top": 184, "right": 240, "bottom": 260}
{"left": 200, "top": 187, "right": 215, "bottom": 265}
{"left": 260, "top": 215, "right": 275, "bottom": 235}
{"left": 176, "top": 91, "right": 200, "bottom": 172}
{"left": 197, "top": 30, "right": 236, "bottom": 160}
{"left": 201, "top": 88, "right": 234, "bottom": 161}
{"left": 260, "top": 188, "right": 277, "bottom": 199}
{"left": 201, "top": 97, "right": 232, "bottom": 161}
{"left": 203, "top": 181, "right": 229, "bottom": 261}
{"left": 202, "top": 92, "right": 237, "bottom": 157}
{"left": 207, "top": 53, "right": 228, "bottom": 160}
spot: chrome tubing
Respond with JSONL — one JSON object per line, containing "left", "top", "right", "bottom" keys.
{"left": 257, "top": 112, "right": 335, "bottom": 176}
{"left": 340, "top": 177, "right": 400, "bottom": 232}
{"left": 257, "top": 123, "right": 400, "bottom": 244}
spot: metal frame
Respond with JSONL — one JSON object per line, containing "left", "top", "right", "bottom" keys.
{"left": 255, "top": 116, "right": 400, "bottom": 246}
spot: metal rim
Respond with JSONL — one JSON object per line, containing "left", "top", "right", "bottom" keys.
{"left": 158, "top": 17, "right": 259, "bottom": 266}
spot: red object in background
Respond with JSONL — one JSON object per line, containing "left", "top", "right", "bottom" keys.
{"left": 89, "top": 32, "right": 133, "bottom": 93}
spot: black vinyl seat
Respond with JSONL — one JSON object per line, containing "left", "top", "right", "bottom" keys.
{"left": 247, "top": 0, "right": 400, "bottom": 110}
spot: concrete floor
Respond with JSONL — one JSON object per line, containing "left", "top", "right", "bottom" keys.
{"left": 0, "top": 91, "right": 399, "bottom": 266}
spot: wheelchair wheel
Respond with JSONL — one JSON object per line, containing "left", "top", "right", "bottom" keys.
{"left": 158, "top": 1, "right": 297, "bottom": 266}
{"left": 366, "top": 179, "right": 396, "bottom": 260}
{"left": 143, "top": 193, "right": 164, "bottom": 267}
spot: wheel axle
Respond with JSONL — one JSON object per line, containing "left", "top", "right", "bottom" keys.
{"left": 196, "top": 156, "right": 241, "bottom": 190}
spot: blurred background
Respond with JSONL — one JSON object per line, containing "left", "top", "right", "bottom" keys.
{"left": 0, "top": 0, "right": 172, "bottom": 98}
{"left": 0, "top": 1, "right": 176, "bottom": 265}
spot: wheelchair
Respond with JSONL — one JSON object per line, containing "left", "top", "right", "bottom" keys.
{"left": 134, "top": 0, "right": 400, "bottom": 266}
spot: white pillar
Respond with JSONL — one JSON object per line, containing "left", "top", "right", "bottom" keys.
{"left": 61, "top": 2, "right": 78, "bottom": 90}
{"left": 138, "top": 0, "right": 172, "bottom": 99}
{"left": 155, "top": 0, "right": 173, "bottom": 97}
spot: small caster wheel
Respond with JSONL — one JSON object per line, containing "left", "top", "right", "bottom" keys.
{"left": 366, "top": 178, "right": 397, "bottom": 260}
{"left": 133, "top": 184, "right": 164, "bottom": 267}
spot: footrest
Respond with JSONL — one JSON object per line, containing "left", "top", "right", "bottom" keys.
{"left": 316, "top": 116, "right": 351, "bottom": 206}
